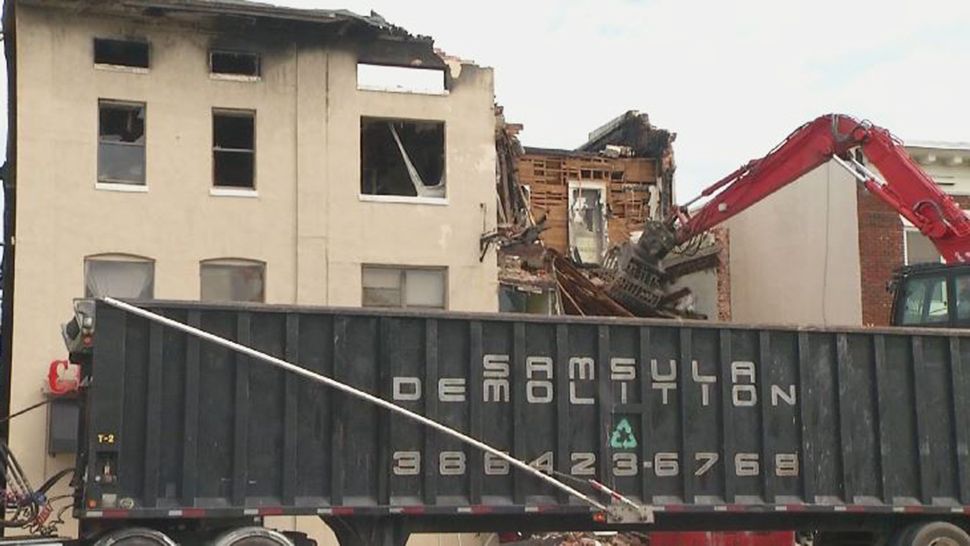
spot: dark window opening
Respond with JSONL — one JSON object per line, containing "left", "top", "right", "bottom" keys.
{"left": 94, "top": 38, "right": 149, "bottom": 68}
{"left": 360, "top": 118, "right": 445, "bottom": 198}
{"left": 98, "top": 101, "right": 146, "bottom": 184}
{"left": 210, "top": 50, "right": 260, "bottom": 77}
{"left": 213, "top": 110, "right": 255, "bottom": 188}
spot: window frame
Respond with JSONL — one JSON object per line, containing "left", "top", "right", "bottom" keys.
{"left": 902, "top": 225, "right": 943, "bottom": 266}
{"left": 209, "top": 49, "right": 262, "bottom": 81}
{"left": 83, "top": 253, "right": 155, "bottom": 299}
{"left": 567, "top": 180, "right": 609, "bottom": 264}
{"left": 361, "top": 265, "right": 448, "bottom": 309}
{"left": 212, "top": 108, "right": 257, "bottom": 191}
{"left": 97, "top": 99, "right": 148, "bottom": 189}
{"left": 199, "top": 258, "right": 266, "bottom": 303}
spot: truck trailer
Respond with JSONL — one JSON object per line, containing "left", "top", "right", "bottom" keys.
{"left": 4, "top": 298, "right": 969, "bottom": 546}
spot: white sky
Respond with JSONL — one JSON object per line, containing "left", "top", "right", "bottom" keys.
{"left": 278, "top": 0, "right": 970, "bottom": 199}
{"left": 2, "top": 0, "right": 969, "bottom": 200}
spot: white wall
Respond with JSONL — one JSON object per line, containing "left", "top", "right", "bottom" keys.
{"left": 726, "top": 161, "right": 863, "bottom": 326}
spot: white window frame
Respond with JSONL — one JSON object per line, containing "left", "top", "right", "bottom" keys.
{"left": 902, "top": 221, "right": 944, "bottom": 266}
{"left": 567, "top": 180, "right": 609, "bottom": 264}
{"left": 212, "top": 108, "right": 257, "bottom": 191}
{"left": 97, "top": 99, "right": 147, "bottom": 189}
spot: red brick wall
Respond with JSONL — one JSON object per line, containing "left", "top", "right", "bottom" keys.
{"left": 856, "top": 186, "right": 904, "bottom": 326}
{"left": 857, "top": 188, "right": 970, "bottom": 326}
{"left": 714, "top": 227, "right": 732, "bottom": 321}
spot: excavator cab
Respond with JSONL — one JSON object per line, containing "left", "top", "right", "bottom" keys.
{"left": 890, "top": 263, "right": 970, "bottom": 328}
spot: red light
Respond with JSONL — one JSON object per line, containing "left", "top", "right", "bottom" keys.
{"left": 87, "top": 499, "right": 97, "bottom": 509}
{"left": 83, "top": 336, "right": 93, "bottom": 347}
{"left": 592, "top": 512, "right": 607, "bottom": 523}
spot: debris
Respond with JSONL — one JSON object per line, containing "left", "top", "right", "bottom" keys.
{"left": 487, "top": 109, "right": 721, "bottom": 319}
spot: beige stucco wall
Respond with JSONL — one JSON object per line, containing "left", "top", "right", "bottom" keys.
{"left": 726, "top": 161, "right": 863, "bottom": 326}
{"left": 11, "top": 4, "right": 496, "bottom": 543}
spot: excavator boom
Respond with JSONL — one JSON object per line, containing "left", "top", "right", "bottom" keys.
{"left": 670, "top": 114, "right": 970, "bottom": 262}
{"left": 608, "top": 114, "right": 970, "bottom": 320}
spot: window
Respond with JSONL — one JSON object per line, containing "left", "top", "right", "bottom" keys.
{"left": 499, "top": 285, "right": 557, "bottom": 314}
{"left": 213, "top": 110, "right": 255, "bottom": 188}
{"left": 356, "top": 63, "right": 445, "bottom": 94}
{"left": 98, "top": 101, "right": 146, "bottom": 185}
{"left": 898, "top": 274, "right": 949, "bottom": 325}
{"left": 568, "top": 182, "right": 607, "bottom": 264}
{"left": 200, "top": 259, "right": 265, "bottom": 303}
{"left": 362, "top": 266, "right": 446, "bottom": 309}
{"left": 957, "top": 274, "right": 970, "bottom": 323}
{"left": 360, "top": 118, "right": 445, "bottom": 199}
{"left": 94, "top": 38, "right": 149, "bottom": 69}
{"left": 904, "top": 228, "right": 942, "bottom": 265}
{"left": 210, "top": 50, "right": 260, "bottom": 78}
{"left": 84, "top": 255, "right": 154, "bottom": 299}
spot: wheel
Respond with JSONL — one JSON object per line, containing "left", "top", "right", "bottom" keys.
{"left": 210, "top": 526, "right": 295, "bottom": 546}
{"left": 93, "top": 527, "right": 177, "bottom": 546}
{"left": 893, "top": 522, "right": 970, "bottom": 546}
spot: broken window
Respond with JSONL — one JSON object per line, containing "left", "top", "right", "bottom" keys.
{"left": 362, "top": 266, "right": 446, "bottom": 309}
{"left": 210, "top": 50, "right": 260, "bottom": 77}
{"left": 568, "top": 183, "right": 607, "bottom": 264}
{"left": 98, "top": 100, "right": 146, "bottom": 185}
{"left": 200, "top": 259, "right": 265, "bottom": 302}
{"left": 213, "top": 110, "right": 255, "bottom": 188}
{"left": 360, "top": 118, "right": 445, "bottom": 199}
{"left": 84, "top": 255, "right": 154, "bottom": 298}
{"left": 94, "top": 38, "right": 149, "bottom": 69}
{"left": 357, "top": 63, "right": 446, "bottom": 94}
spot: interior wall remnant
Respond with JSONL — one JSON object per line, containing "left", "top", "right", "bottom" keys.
{"left": 567, "top": 182, "right": 607, "bottom": 264}
{"left": 577, "top": 110, "right": 676, "bottom": 212}
{"left": 517, "top": 150, "right": 659, "bottom": 256}
{"left": 360, "top": 117, "right": 445, "bottom": 198}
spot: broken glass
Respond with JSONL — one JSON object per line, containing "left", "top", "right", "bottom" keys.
{"left": 98, "top": 102, "right": 145, "bottom": 184}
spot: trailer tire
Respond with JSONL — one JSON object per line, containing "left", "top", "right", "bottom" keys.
{"left": 894, "top": 522, "right": 970, "bottom": 546}
{"left": 210, "top": 527, "right": 295, "bottom": 546}
{"left": 93, "top": 527, "right": 177, "bottom": 546}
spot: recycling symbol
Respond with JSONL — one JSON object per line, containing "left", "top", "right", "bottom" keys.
{"left": 609, "top": 418, "right": 637, "bottom": 449}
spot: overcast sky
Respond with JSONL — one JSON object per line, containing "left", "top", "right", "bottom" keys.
{"left": 2, "top": 0, "right": 968, "bottom": 200}
{"left": 276, "top": 0, "right": 970, "bottom": 199}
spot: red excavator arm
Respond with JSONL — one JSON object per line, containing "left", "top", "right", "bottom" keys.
{"left": 665, "top": 114, "right": 970, "bottom": 262}
{"left": 607, "top": 114, "right": 970, "bottom": 316}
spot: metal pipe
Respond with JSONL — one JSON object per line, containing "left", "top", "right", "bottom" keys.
{"left": 101, "top": 297, "right": 610, "bottom": 512}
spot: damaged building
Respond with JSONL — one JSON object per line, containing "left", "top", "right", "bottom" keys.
{"left": 2, "top": 0, "right": 497, "bottom": 542}
{"left": 492, "top": 110, "right": 730, "bottom": 319}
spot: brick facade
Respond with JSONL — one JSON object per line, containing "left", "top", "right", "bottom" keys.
{"left": 714, "top": 227, "right": 732, "bottom": 321}
{"left": 857, "top": 186, "right": 970, "bottom": 326}
{"left": 856, "top": 186, "right": 905, "bottom": 326}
